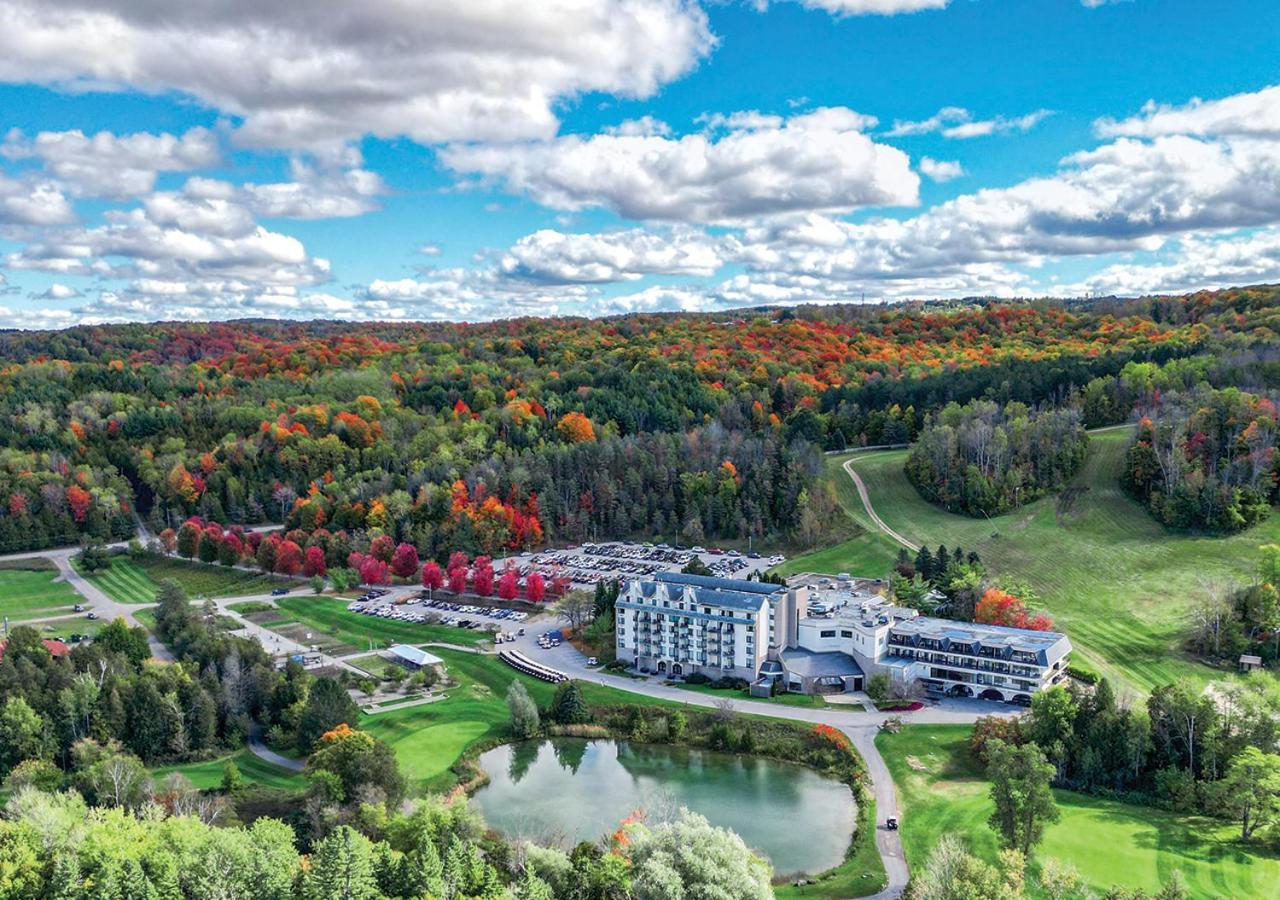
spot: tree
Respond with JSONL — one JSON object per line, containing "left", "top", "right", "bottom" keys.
{"left": 526, "top": 571, "right": 546, "bottom": 602}
{"left": 369, "top": 534, "right": 395, "bottom": 563}
{"left": 554, "top": 590, "right": 595, "bottom": 633}
{"left": 866, "top": 673, "right": 891, "bottom": 704}
{"left": 305, "top": 724, "right": 406, "bottom": 808}
{"left": 274, "top": 539, "right": 304, "bottom": 576}
{"left": 681, "top": 555, "right": 713, "bottom": 576}
{"left": 551, "top": 682, "right": 590, "bottom": 725}
{"left": 76, "top": 540, "right": 111, "bottom": 573}
{"left": 304, "top": 544, "right": 327, "bottom": 577}
{"left": 421, "top": 561, "right": 443, "bottom": 591}
{"left": 1218, "top": 746, "right": 1280, "bottom": 841}
{"left": 390, "top": 542, "right": 419, "bottom": 579}
{"left": 472, "top": 556, "right": 494, "bottom": 596}
{"left": 625, "top": 810, "right": 772, "bottom": 900}
{"left": 910, "top": 834, "right": 1025, "bottom": 900}
{"left": 221, "top": 760, "right": 243, "bottom": 793}
{"left": 986, "top": 739, "right": 1060, "bottom": 857}
{"left": 1025, "top": 687, "right": 1077, "bottom": 779}
{"left": 0, "top": 698, "right": 49, "bottom": 776}
{"left": 176, "top": 521, "right": 201, "bottom": 559}
{"left": 506, "top": 681, "right": 540, "bottom": 739}
{"left": 94, "top": 617, "right": 151, "bottom": 666}
{"left": 303, "top": 826, "right": 379, "bottom": 900}
{"left": 498, "top": 567, "right": 519, "bottom": 600}
{"left": 297, "top": 677, "right": 362, "bottom": 753}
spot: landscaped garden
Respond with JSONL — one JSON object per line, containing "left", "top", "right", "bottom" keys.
{"left": 76, "top": 555, "right": 282, "bottom": 603}
{"left": 877, "top": 723, "right": 1280, "bottom": 899}
{"left": 781, "top": 428, "right": 1280, "bottom": 695}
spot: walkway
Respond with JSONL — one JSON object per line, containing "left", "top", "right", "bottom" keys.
{"left": 842, "top": 453, "right": 918, "bottom": 553}
{"left": 248, "top": 723, "right": 304, "bottom": 772}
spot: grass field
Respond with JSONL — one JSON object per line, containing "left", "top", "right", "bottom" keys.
{"left": 0, "top": 564, "right": 82, "bottom": 621}
{"left": 274, "top": 595, "right": 492, "bottom": 650}
{"left": 782, "top": 429, "right": 1277, "bottom": 694}
{"left": 151, "top": 747, "right": 305, "bottom": 792}
{"left": 362, "top": 648, "right": 687, "bottom": 792}
{"left": 878, "top": 724, "right": 1279, "bottom": 899}
{"left": 77, "top": 556, "right": 281, "bottom": 604}
{"left": 676, "top": 681, "right": 830, "bottom": 709}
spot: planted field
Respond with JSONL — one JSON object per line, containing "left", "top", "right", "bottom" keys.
{"left": 878, "top": 724, "right": 1279, "bottom": 899}
{"left": 0, "top": 564, "right": 81, "bottom": 621}
{"left": 78, "top": 556, "right": 280, "bottom": 604}
{"left": 151, "top": 747, "right": 305, "bottom": 792}
{"left": 786, "top": 429, "right": 1275, "bottom": 694}
{"left": 274, "top": 595, "right": 492, "bottom": 649}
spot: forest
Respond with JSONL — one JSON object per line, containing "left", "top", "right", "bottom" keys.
{"left": 0, "top": 285, "right": 1277, "bottom": 563}
{"left": 903, "top": 399, "right": 1089, "bottom": 517}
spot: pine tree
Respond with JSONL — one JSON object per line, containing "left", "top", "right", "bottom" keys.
{"left": 304, "top": 826, "right": 379, "bottom": 900}
{"left": 551, "top": 682, "right": 590, "bottom": 725}
{"left": 914, "top": 546, "right": 934, "bottom": 583}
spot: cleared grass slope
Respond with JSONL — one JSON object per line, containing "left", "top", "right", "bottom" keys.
{"left": 783, "top": 428, "right": 1277, "bottom": 694}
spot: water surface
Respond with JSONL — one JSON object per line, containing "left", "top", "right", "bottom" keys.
{"left": 472, "top": 738, "right": 856, "bottom": 875}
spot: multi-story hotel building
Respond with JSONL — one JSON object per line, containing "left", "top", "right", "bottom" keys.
{"left": 616, "top": 572, "right": 1071, "bottom": 703}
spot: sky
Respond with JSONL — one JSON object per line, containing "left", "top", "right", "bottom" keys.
{"left": 1, "top": 0, "right": 1279, "bottom": 328}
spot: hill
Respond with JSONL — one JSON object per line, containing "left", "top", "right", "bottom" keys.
{"left": 781, "top": 427, "right": 1280, "bottom": 694}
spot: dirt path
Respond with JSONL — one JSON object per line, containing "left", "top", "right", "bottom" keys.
{"left": 841, "top": 453, "right": 919, "bottom": 553}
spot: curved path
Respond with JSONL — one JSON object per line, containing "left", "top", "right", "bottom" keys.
{"left": 248, "top": 723, "right": 305, "bottom": 772}
{"left": 842, "top": 453, "right": 918, "bottom": 553}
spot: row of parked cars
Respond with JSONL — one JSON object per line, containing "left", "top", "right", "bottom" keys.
{"left": 418, "top": 597, "right": 531, "bottom": 623}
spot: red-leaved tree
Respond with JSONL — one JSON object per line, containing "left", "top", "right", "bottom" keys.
{"left": 472, "top": 556, "right": 494, "bottom": 596}
{"left": 275, "top": 539, "right": 304, "bottom": 576}
{"left": 369, "top": 534, "right": 395, "bottom": 563}
{"left": 448, "top": 564, "right": 468, "bottom": 595}
{"left": 421, "top": 561, "right": 443, "bottom": 590}
{"left": 526, "top": 571, "right": 546, "bottom": 602}
{"left": 974, "top": 588, "right": 1054, "bottom": 631}
{"left": 390, "top": 542, "right": 420, "bottom": 579}
{"left": 303, "top": 545, "right": 327, "bottom": 577}
{"left": 497, "top": 567, "right": 518, "bottom": 601}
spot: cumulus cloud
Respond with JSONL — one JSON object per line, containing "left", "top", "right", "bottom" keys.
{"left": 498, "top": 227, "right": 725, "bottom": 283}
{"left": 919, "top": 157, "right": 964, "bottom": 182}
{"left": 34, "top": 282, "right": 81, "bottom": 300}
{"left": 1066, "top": 227, "right": 1280, "bottom": 296}
{"left": 442, "top": 107, "right": 918, "bottom": 224}
{"left": 886, "top": 107, "right": 1052, "bottom": 139}
{"left": 1, "top": 127, "right": 219, "bottom": 199}
{"left": 758, "top": 0, "right": 949, "bottom": 15}
{"left": 1096, "top": 84, "right": 1280, "bottom": 140}
{"left": 0, "top": 173, "right": 75, "bottom": 225}
{"left": 0, "top": 0, "right": 713, "bottom": 149}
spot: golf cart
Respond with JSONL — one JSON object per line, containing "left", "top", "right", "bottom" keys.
{"left": 885, "top": 816, "right": 899, "bottom": 831}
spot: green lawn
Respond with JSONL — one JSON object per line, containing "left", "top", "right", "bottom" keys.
{"left": 77, "top": 556, "right": 282, "bottom": 604}
{"left": 0, "top": 564, "right": 82, "bottom": 621}
{"left": 784, "top": 429, "right": 1273, "bottom": 695}
{"left": 878, "top": 724, "right": 1280, "bottom": 899}
{"left": 676, "top": 681, "right": 829, "bottom": 709}
{"left": 151, "top": 747, "right": 305, "bottom": 792}
{"left": 362, "top": 648, "right": 680, "bottom": 792}
{"left": 274, "top": 595, "right": 492, "bottom": 650}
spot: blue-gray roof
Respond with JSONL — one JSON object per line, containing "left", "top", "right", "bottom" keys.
{"left": 625, "top": 573, "right": 778, "bottom": 614}
{"left": 889, "top": 617, "right": 1071, "bottom": 666}
{"left": 780, "top": 648, "right": 864, "bottom": 678}
{"left": 654, "top": 572, "right": 784, "bottom": 595}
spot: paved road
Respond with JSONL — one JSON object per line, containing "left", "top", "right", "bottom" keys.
{"left": 248, "top": 723, "right": 304, "bottom": 772}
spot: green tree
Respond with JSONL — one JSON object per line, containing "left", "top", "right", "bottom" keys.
{"left": 0, "top": 698, "right": 50, "bottom": 776}
{"left": 1025, "top": 686, "right": 1077, "bottom": 780}
{"left": 93, "top": 617, "right": 151, "bottom": 666}
{"left": 506, "top": 681, "right": 540, "bottom": 739}
{"left": 305, "top": 726, "right": 406, "bottom": 808}
{"left": 297, "top": 677, "right": 361, "bottom": 752}
{"left": 1218, "top": 746, "right": 1280, "bottom": 841}
{"left": 911, "top": 834, "right": 1026, "bottom": 900}
{"left": 627, "top": 810, "right": 773, "bottom": 900}
{"left": 221, "top": 760, "right": 243, "bottom": 794}
{"left": 75, "top": 539, "right": 111, "bottom": 573}
{"left": 551, "top": 681, "right": 590, "bottom": 725}
{"left": 303, "top": 826, "right": 379, "bottom": 900}
{"left": 986, "top": 739, "right": 1060, "bottom": 857}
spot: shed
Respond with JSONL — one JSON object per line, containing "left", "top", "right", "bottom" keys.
{"left": 1239, "top": 654, "right": 1263, "bottom": 673}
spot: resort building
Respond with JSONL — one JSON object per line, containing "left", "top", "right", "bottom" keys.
{"left": 616, "top": 572, "right": 1071, "bottom": 703}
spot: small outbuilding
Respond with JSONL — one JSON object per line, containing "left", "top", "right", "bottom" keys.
{"left": 388, "top": 644, "right": 444, "bottom": 670}
{"left": 1239, "top": 654, "right": 1263, "bottom": 673}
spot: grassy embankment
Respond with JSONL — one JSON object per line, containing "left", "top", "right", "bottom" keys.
{"left": 0, "top": 558, "right": 81, "bottom": 621}
{"left": 878, "top": 724, "right": 1280, "bottom": 899}
{"left": 780, "top": 428, "right": 1280, "bottom": 695}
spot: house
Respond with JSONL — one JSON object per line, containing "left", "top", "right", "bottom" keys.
{"left": 0, "top": 638, "right": 70, "bottom": 660}
{"left": 1239, "top": 654, "right": 1263, "bottom": 673}
{"left": 617, "top": 573, "right": 1071, "bottom": 704}
{"left": 387, "top": 644, "right": 443, "bottom": 670}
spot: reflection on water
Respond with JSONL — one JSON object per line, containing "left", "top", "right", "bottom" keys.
{"left": 473, "top": 738, "right": 856, "bottom": 876}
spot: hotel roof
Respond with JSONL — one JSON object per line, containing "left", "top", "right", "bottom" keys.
{"left": 889, "top": 616, "right": 1071, "bottom": 666}
{"left": 626, "top": 572, "right": 782, "bottom": 614}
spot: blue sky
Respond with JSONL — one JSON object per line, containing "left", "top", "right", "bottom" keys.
{"left": 1, "top": 0, "right": 1279, "bottom": 327}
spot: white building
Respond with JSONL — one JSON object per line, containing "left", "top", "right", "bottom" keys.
{"left": 617, "top": 574, "right": 1071, "bottom": 703}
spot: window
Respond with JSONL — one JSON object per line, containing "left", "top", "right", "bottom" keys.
{"left": 820, "top": 630, "right": 836, "bottom": 638}
{"left": 841, "top": 630, "right": 853, "bottom": 638}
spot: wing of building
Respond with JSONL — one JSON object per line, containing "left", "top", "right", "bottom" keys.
{"left": 616, "top": 572, "right": 1071, "bottom": 703}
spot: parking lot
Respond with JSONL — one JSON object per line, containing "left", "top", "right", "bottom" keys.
{"left": 346, "top": 589, "right": 531, "bottom": 639}
{"left": 508, "top": 540, "right": 781, "bottom": 588}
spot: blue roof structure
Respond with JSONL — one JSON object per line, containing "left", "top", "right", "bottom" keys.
{"left": 626, "top": 572, "right": 783, "bottom": 614}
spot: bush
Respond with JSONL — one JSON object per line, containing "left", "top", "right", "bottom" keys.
{"left": 866, "top": 673, "right": 891, "bottom": 703}
{"left": 1066, "top": 663, "right": 1100, "bottom": 685}
{"left": 684, "top": 672, "right": 711, "bottom": 685}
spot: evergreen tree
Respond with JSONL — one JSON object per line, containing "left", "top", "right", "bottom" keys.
{"left": 551, "top": 682, "right": 590, "bottom": 725}
{"left": 303, "top": 827, "right": 379, "bottom": 900}
{"left": 297, "top": 678, "right": 361, "bottom": 753}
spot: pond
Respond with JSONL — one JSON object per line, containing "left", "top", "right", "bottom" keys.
{"left": 472, "top": 738, "right": 856, "bottom": 876}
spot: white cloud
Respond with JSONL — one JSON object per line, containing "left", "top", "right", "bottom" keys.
{"left": 1096, "top": 84, "right": 1280, "bottom": 140}
{"left": 0, "top": 1, "right": 713, "bottom": 150}
{"left": 499, "top": 227, "right": 725, "bottom": 283}
{"left": 887, "top": 107, "right": 1052, "bottom": 139}
{"left": 919, "top": 157, "right": 964, "bottom": 182}
{"left": 34, "top": 282, "right": 81, "bottom": 300}
{"left": 1, "top": 127, "right": 218, "bottom": 199}
{"left": 1066, "top": 227, "right": 1280, "bottom": 296}
{"left": 442, "top": 107, "right": 918, "bottom": 224}
{"left": 0, "top": 173, "right": 75, "bottom": 225}
{"left": 761, "top": 0, "right": 950, "bottom": 15}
